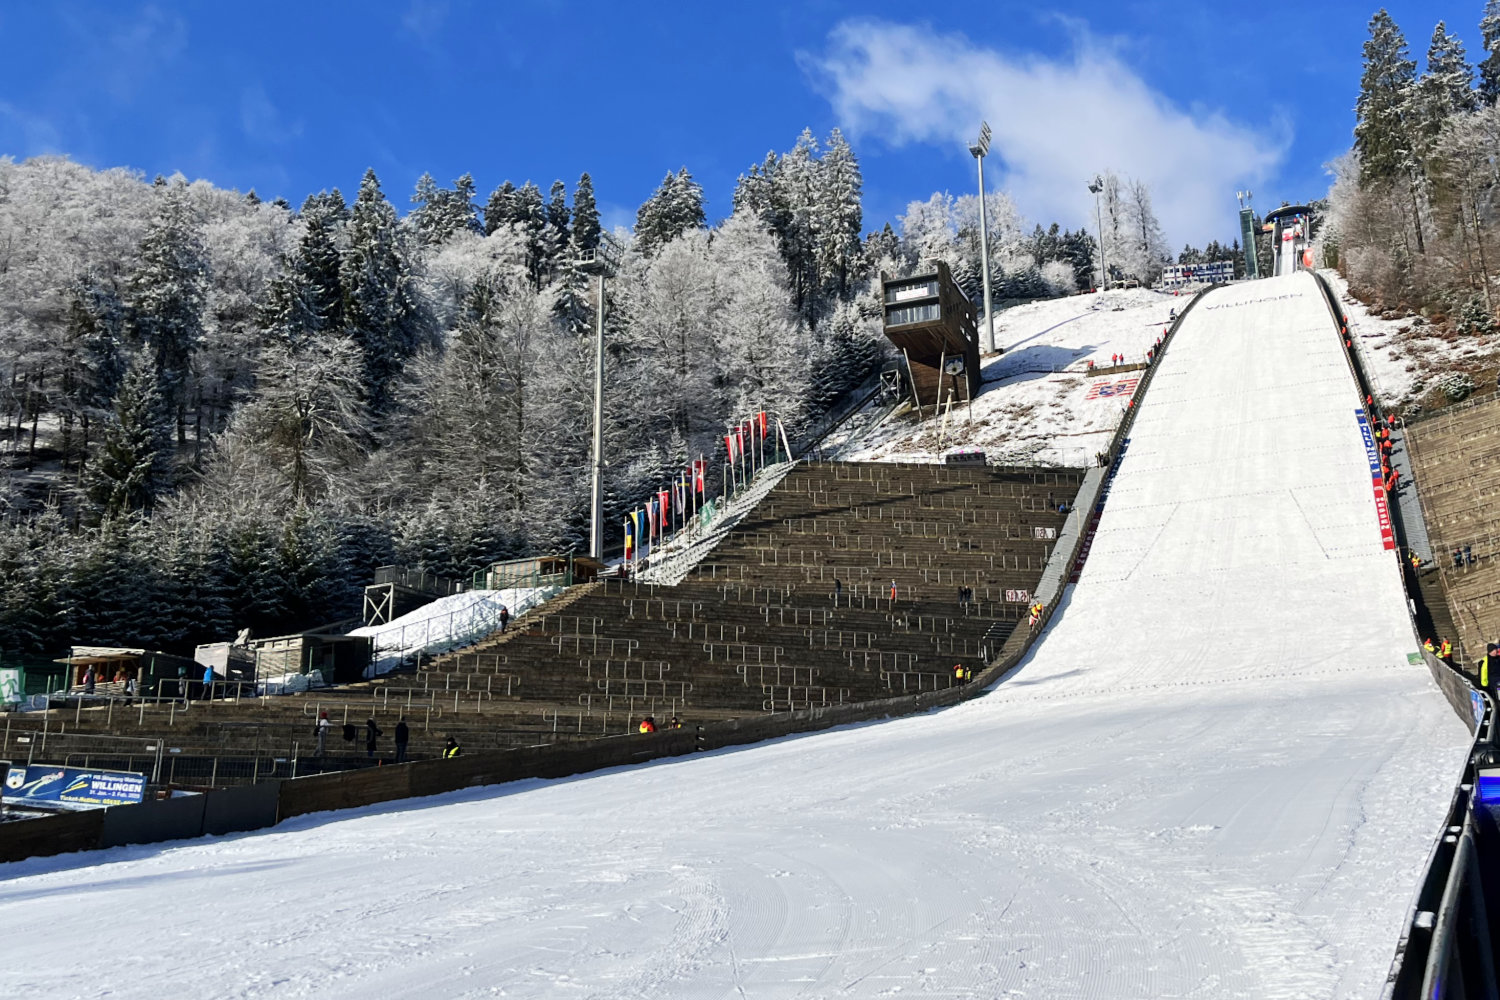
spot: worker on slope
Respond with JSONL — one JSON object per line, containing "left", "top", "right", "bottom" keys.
{"left": 443, "top": 736, "right": 462, "bottom": 758}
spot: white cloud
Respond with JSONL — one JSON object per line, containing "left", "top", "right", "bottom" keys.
{"left": 803, "top": 19, "right": 1287, "bottom": 246}
{"left": 240, "top": 85, "right": 302, "bottom": 145}
{"left": 0, "top": 100, "right": 61, "bottom": 156}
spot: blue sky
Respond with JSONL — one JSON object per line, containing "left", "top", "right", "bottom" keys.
{"left": 0, "top": 1, "right": 1479, "bottom": 247}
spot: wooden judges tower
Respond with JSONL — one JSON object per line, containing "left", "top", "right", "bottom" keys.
{"left": 880, "top": 261, "right": 982, "bottom": 415}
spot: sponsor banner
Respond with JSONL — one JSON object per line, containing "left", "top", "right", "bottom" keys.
{"left": 1031, "top": 526, "right": 1057, "bottom": 540}
{"left": 1085, "top": 378, "right": 1139, "bottom": 401}
{"left": 1474, "top": 690, "right": 1487, "bottom": 729}
{"left": 1004, "top": 589, "right": 1031, "bottom": 603}
{"left": 1354, "top": 411, "right": 1397, "bottom": 551}
{"left": 2, "top": 764, "right": 146, "bottom": 810}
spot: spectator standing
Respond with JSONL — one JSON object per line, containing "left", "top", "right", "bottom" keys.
{"left": 83, "top": 666, "right": 96, "bottom": 695}
{"left": 889, "top": 580, "right": 898, "bottom": 601}
{"left": 394, "top": 718, "right": 410, "bottom": 763}
{"left": 833, "top": 578, "right": 842, "bottom": 604}
{"left": 499, "top": 605, "right": 511, "bottom": 633}
{"left": 1465, "top": 545, "right": 1474, "bottom": 566}
{"left": 124, "top": 676, "right": 136, "bottom": 705}
{"left": 314, "top": 711, "right": 330, "bottom": 755}
{"left": 365, "top": 717, "right": 381, "bottom": 758}
{"left": 201, "top": 665, "right": 215, "bottom": 701}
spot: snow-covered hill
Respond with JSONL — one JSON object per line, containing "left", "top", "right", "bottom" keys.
{"left": 852, "top": 287, "right": 1183, "bottom": 465}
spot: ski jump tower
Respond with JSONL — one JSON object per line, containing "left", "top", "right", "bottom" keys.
{"left": 1264, "top": 204, "right": 1312, "bottom": 277}
{"left": 880, "top": 261, "right": 982, "bottom": 417}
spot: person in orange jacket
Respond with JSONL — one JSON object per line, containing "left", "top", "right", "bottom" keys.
{"left": 639, "top": 716, "right": 657, "bottom": 734}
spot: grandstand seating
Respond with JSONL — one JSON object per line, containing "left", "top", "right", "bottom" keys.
{"left": 3, "top": 461, "right": 1082, "bottom": 785}
{"left": 1406, "top": 396, "right": 1500, "bottom": 664}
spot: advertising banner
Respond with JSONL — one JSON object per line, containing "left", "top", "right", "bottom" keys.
{"left": 1354, "top": 411, "right": 1397, "bottom": 551}
{"left": 2, "top": 764, "right": 146, "bottom": 810}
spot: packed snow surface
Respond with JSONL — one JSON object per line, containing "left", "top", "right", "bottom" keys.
{"left": 853, "top": 286, "right": 1182, "bottom": 466}
{"left": 0, "top": 274, "right": 1469, "bottom": 998}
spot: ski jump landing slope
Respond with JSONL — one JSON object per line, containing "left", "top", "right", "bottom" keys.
{"left": 0, "top": 275, "right": 1471, "bottom": 999}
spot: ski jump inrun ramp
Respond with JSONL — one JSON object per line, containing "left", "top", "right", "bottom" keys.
{"left": 0, "top": 273, "right": 1471, "bottom": 999}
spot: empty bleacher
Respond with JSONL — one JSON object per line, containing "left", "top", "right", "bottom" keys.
{"left": 1406, "top": 395, "right": 1500, "bottom": 663}
{"left": 3, "top": 461, "right": 1082, "bottom": 786}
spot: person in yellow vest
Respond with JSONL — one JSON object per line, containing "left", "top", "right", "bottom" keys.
{"left": 1423, "top": 638, "right": 1435, "bottom": 655}
{"left": 639, "top": 716, "right": 657, "bottom": 734}
{"left": 1440, "top": 638, "right": 1453, "bottom": 662}
{"left": 1480, "top": 644, "right": 1494, "bottom": 691}
{"left": 443, "top": 736, "right": 461, "bottom": 758}
{"left": 962, "top": 665, "right": 973, "bottom": 684}
{"left": 953, "top": 663, "right": 965, "bottom": 686}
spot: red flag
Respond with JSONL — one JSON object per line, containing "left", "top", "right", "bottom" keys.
{"left": 758, "top": 411, "right": 768, "bottom": 438}
{"left": 657, "top": 490, "right": 669, "bottom": 528}
{"left": 735, "top": 426, "right": 745, "bottom": 456}
{"left": 724, "top": 433, "right": 736, "bottom": 460}
{"left": 694, "top": 459, "right": 705, "bottom": 493}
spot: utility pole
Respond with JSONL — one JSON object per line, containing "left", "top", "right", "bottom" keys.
{"left": 1088, "top": 176, "right": 1108, "bottom": 291}
{"left": 578, "top": 232, "right": 623, "bottom": 561}
{"left": 970, "top": 122, "right": 996, "bottom": 354}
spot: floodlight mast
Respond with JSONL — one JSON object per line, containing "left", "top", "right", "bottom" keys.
{"left": 970, "top": 122, "right": 997, "bottom": 354}
{"left": 1088, "top": 176, "right": 1108, "bottom": 292}
{"left": 578, "top": 232, "right": 623, "bottom": 562}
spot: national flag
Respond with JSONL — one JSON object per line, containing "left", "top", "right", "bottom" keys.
{"left": 694, "top": 458, "right": 706, "bottom": 493}
{"left": 623, "top": 519, "right": 634, "bottom": 558}
{"left": 758, "top": 411, "right": 768, "bottom": 438}
{"left": 657, "top": 490, "right": 670, "bottom": 529}
{"left": 724, "top": 433, "right": 736, "bottom": 461}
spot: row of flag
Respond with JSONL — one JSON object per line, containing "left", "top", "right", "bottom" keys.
{"left": 622, "top": 411, "right": 789, "bottom": 568}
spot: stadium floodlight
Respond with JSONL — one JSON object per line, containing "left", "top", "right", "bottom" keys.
{"left": 1088, "top": 176, "right": 1109, "bottom": 292}
{"left": 970, "top": 122, "right": 996, "bottom": 353}
{"left": 578, "top": 230, "right": 625, "bottom": 560}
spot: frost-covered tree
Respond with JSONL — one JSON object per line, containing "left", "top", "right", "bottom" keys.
{"left": 1355, "top": 10, "right": 1419, "bottom": 185}
{"left": 340, "top": 169, "right": 431, "bottom": 414}
{"left": 570, "top": 172, "right": 600, "bottom": 254}
{"left": 712, "top": 214, "right": 812, "bottom": 422}
{"left": 229, "top": 335, "right": 368, "bottom": 503}
{"left": 409, "top": 172, "right": 480, "bottom": 246}
{"left": 816, "top": 128, "right": 864, "bottom": 301}
{"left": 126, "top": 182, "right": 207, "bottom": 439}
{"left": 483, "top": 180, "right": 517, "bottom": 236}
{"left": 1482, "top": 1, "right": 1500, "bottom": 104}
{"left": 86, "top": 353, "right": 172, "bottom": 519}
{"left": 634, "top": 169, "right": 706, "bottom": 257}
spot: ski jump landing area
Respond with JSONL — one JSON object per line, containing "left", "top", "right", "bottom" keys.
{"left": 0, "top": 274, "right": 1471, "bottom": 999}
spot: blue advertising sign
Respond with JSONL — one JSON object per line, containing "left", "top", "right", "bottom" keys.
{"left": 3, "top": 764, "right": 146, "bottom": 809}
